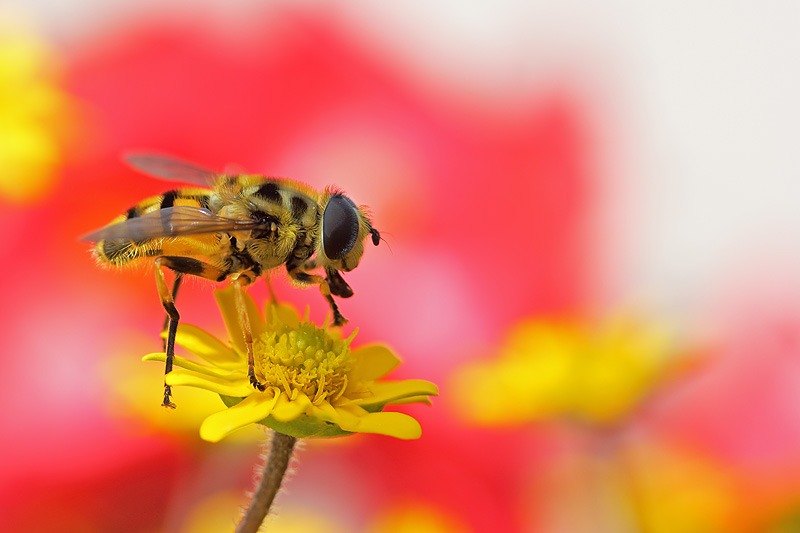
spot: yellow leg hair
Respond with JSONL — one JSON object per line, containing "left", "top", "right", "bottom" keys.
{"left": 233, "top": 275, "right": 266, "bottom": 391}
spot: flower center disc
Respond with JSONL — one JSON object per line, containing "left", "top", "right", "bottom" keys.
{"left": 254, "top": 323, "right": 355, "bottom": 404}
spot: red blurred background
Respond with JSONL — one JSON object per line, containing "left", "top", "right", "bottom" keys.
{"left": 1, "top": 3, "right": 799, "bottom": 532}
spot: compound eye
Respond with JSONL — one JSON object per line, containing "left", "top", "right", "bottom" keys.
{"left": 323, "top": 194, "right": 360, "bottom": 260}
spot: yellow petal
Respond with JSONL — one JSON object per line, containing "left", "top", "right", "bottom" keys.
{"left": 214, "top": 286, "right": 264, "bottom": 355}
{"left": 168, "top": 324, "right": 241, "bottom": 367}
{"left": 165, "top": 368, "right": 252, "bottom": 397}
{"left": 270, "top": 392, "right": 312, "bottom": 422}
{"left": 312, "top": 402, "right": 364, "bottom": 428}
{"left": 349, "top": 344, "right": 402, "bottom": 383}
{"left": 245, "top": 295, "right": 265, "bottom": 340}
{"left": 200, "top": 393, "right": 278, "bottom": 442}
{"left": 361, "top": 379, "right": 439, "bottom": 408}
{"left": 143, "top": 352, "right": 240, "bottom": 379}
{"left": 356, "top": 412, "right": 422, "bottom": 439}
{"left": 265, "top": 302, "right": 300, "bottom": 329}
{"left": 326, "top": 403, "right": 423, "bottom": 439}
{"left": 386, "top": 395, "right": 433, "bottom": 406}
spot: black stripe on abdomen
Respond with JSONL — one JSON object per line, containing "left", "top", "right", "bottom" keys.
{"left": 160, "top": 190, "right": 178, "bottom": 209}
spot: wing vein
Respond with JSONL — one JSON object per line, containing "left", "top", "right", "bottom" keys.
{"left": 81, "top": 206, "right": 264, "bottom": 242}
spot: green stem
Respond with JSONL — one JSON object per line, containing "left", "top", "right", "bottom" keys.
{"left": 236, "top": 432, "right": 297, "bottom": 533}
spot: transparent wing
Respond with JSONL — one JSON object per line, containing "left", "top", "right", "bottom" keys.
{"left": 123, "top": 153, "right": 221, "bottom": 186}
{"left": 82, "top": 206, "right": 264, "bottom": 242}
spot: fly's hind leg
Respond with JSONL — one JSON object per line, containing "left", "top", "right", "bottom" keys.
{"left": 161, "top": 273, "right": 183, "bottom": 351}
{"left": 155, "top": 256, "right": 227, "bottom": 408}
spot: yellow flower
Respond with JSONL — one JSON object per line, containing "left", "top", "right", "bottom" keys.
{"left": 144, "top": 287, "right": 437, "bottom": 442}
{"left": 0, "top": 14, "right": 77, "bottom": 204}
{"left": 452, "top": 314, "right": 698, "bottom": 426}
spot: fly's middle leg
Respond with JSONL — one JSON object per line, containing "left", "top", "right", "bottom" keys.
{"left": 231, "top": 274, "right": 266, "bottom": 392}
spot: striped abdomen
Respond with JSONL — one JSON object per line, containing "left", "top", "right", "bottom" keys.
{"left": 95, "top": 187, "right": 214, "bottom": 266}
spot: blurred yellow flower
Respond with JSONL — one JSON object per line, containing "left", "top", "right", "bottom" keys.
{"left": 101, "top": 333, "right": 264, "bottom": 442}
{"left": 145, "top": 287, "right": 437, "bottom": 442}
{"left": 175, "top": 491, "right": 348, "bottom": 533}
{"left": 0, "top": 15, "right": 75, "bottom": 203}
{"left": 368, "top": 502, "right": 471, "bottom": 533}
{"left": 624, "top": 445, "right": 739, "bottom": 533}
{"left": 452, "top": 315, "right": 698, "bottom": 426}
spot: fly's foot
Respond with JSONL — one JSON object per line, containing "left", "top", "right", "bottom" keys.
{"left": 332, "top": 311, "right": 349, "bottom": 328}
{"left": 162, "top": 385, "right": 177, "bottom": 409}
{"left": 249, "top": 374, "right": 266, "bottom": 391}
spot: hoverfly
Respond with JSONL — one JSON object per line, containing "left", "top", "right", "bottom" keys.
{"left": 83, "top": 155, "right": 380, "bottom": 408}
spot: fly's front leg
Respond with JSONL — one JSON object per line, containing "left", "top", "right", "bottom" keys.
{"left": 232, "top": 274, "right": 266, "bottom": 392}
{"left": 319, "top": 280, "right": 347, "bottom": 327}
{"left": 155, "top": 256, "right": 228, "bottom": 408}
{"left": 324, "top": 268, "right": 354, "bottom": 298}
{"left": 287, "top": 262, "right": 347, "bottom": 327}
{"left": 301, "top": 259, "right": 353, "bottom": 298}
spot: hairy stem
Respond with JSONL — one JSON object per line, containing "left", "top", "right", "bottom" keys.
{"left": 236, "top": 431, "right": 297, "bottom": 533}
